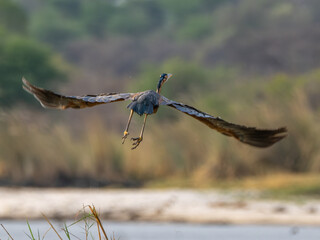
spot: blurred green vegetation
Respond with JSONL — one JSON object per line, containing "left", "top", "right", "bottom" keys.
{"left": 1, "top": 69, "right": 319, "bottom": 188}
{"left": 0, "top": 34, "right": 66, "bottom": 106}
{"left": 0, "top": 0, "right": 320, "bottom": 190}
{"left": 0, "top": 0, "right": 27, "bottom": 34}
{"left": 0, "top": 0, "right": 67, "bottom": 107}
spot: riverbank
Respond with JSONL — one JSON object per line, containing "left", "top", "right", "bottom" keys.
{"left": 1, "top": 188, "right": 319, "bottom": 225}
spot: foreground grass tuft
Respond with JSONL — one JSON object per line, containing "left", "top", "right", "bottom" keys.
{"left": 1, "top": 205, "right": 115, "bottom": 240}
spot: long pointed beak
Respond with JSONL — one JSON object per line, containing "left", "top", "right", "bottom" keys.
{"left": 167, "top": 73, "right": 173, "bottom": 80}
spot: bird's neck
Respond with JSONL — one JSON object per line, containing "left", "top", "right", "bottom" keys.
{"left": 156, "top": 80, "right": 163, "bottom": 94}
{"left": 156, "top": 84, "right": 164, "bottom": 94}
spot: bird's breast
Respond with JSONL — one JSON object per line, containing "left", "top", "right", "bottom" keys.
{"left": 127, "top": 90, "right": 160, "bottom": 115}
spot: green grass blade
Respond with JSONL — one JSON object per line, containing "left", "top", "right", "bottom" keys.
{"left": 63, "top": 223, "right": 71, "bottom": 240}
{"left": 26, "top": 221, "right": 35, "bottom": 240}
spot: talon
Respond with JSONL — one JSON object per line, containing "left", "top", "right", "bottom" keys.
{"left": 122, "top": 131, "right": 129, "bottom": 144}
{"left": 131, "top": 137, "right": 143, "bottom": 150}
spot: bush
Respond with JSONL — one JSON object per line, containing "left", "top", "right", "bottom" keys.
{"left": 0, "top": 33, "right": 66, "bottom": 107}
{"left": 0, "top": 0, "right": 27, "bottom": 34}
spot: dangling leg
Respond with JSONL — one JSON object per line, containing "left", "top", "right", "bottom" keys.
{"left": 131, "top": 114, "right": 147, "bottom": 150}
{"left": 122, "top": 110, "right": 133, "bottom": 144}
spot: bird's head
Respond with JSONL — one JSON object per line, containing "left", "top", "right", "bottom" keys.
{"left": 157, "top": 73, "right": 172, "bottom": 94}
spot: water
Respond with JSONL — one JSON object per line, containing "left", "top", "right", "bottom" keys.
{"left": 1, "top": 220, "right": 320, "bottom": 240}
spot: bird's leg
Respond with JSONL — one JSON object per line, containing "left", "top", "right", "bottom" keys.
{"left": 131, "top": 114, "right": 147, "bottom": 150}
{"left": 122, "top": 110, "right": 133, "bottom": 144}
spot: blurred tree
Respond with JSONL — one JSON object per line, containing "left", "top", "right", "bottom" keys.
{"left": 177, "top": 15, "right": 213, "bottom": 40}
{"left": 0, "top": 33, "right": 66, "bottom": 107}
{"left": 0, "top": 0, "right": 27, "bottom": 34}
{"left": 82, "top": 1, "right": 114, "bottom": 38}
{"left": 132, "top": 58, "right": 211, "bottom": 98}
{"left": 107, "top": 1, "right": 164, "bottom": 36}
{"left": 47, "top": 0, "right": 81, "bottom": 18}
{"left": 158, "top": 0, "right": 228, "bottom": 28}
{"left": 30, "top": 7, "right": 83, "bottom": 47}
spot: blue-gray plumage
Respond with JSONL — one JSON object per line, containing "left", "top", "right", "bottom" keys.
{"left": 22, "top": 73, "right": 287, "bottom": 150}
{"left": 127, "top": 90, "right": 160, "bottom": 116}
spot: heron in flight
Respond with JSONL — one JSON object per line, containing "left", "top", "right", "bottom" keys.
{"left": 22, "top": 74, "right": 287, "bottom": 149}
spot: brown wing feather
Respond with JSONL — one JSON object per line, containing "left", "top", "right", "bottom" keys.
{"left": 160, "top": 97, "right": 287, "bottom": 148}
{"left": 22, "top": 78, "right": 136, "bottom": 109}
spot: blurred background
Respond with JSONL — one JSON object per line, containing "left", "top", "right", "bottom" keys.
{"left": 0, "top": 0, "right": 320, "bottom": 194}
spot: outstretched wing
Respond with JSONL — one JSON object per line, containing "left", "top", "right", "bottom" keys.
{"left": 160, "top": 96, "right": 287, "bottom": 148}
{"left": 22, "top": 78, "right": 136, "bottom": 109}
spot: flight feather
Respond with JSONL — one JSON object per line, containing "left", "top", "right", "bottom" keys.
{"left": 22, "top": 78, "right": 135, "bottom": 109}
{"left": 160, "top": 96, "right": 287, "bottom": 147}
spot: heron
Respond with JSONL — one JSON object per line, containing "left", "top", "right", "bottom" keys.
{"left": 22, "top": 74, "right": 287, "bottom": 150}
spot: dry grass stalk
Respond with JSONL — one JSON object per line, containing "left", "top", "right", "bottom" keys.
{"left": 1, "top": 223, "right": 14, "bottom": 240}
{"left": 0, "top": 205, "right": 115, "bottom": 240}
{"left": 88, "top": 205, "right": 109, "bottom": 240}
{"left": 42, "top": 213, "right": 64, "bottom": 240}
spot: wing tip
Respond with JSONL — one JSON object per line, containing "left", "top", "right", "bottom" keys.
{"left": 22, "top": 77, "right": 32, "bottom": 93}
{"left": 273, "top": 126, "right": 288, "bottom": 138}
{"left": 242, "top": 126, "right": 288, "bottom": 148}
{"left": 21, "top": 78, "right": 61, "bottom": 109}
{"left": 22, "top": 76, "right": 27, "bottom": 84}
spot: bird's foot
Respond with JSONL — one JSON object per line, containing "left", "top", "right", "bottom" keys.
{"left": 122, "top": 131, "right": 129, "bottom": 144}
{"left": 131, "top": 137, "right": 143, "bottom": 150}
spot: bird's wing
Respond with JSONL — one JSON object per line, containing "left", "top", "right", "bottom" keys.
{"left": 160, "top": 96, "right": 287, "bottom": 148}
{"left": 22, "top": 78, "right": 136, "bottom": 109}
